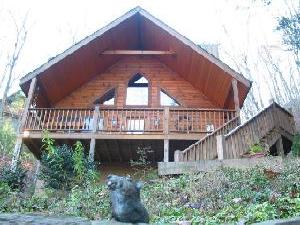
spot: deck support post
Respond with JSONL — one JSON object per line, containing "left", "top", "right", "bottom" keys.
{"left": 164, "top": 139, "right": 169, "bottom": 162}
{"left": 89, "top": 138, "right": 96, "bottom": 162}
{"left": 232, "top": 79, "right": 240, "bottom": 116}
{"left": 11, "top": 77, "right": 37, "bottom": 171}
{"left": 11, "top": 137, "right": 23, "bottom": 170}
{"left": 163, "top": 107, "right": 170, "bottom": 162}
{"left": 32, "top": 160, "right": 41, "bottom": 193}
{"left": 276, "top": 136, "right": 284, "bottom": 157}
{"left": 89, "top": 105, "right": 100, "bottom": 162}
{"left": 174, "top": 150, "right": 183, "bottom": 162}
{"left": 216, "top": 135, "right": 225, "bottom": 160}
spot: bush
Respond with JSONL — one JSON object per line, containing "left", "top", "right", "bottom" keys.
{"left": 0, "top": 165, "right": 27, "bottom": 191}
{"left": 40, "top": 134, "right": 96, "bottom": 190}
{"left": 0, "top": 118, "right": 16, "bottom": 157}
{"left": 291, "top": 133, "right": 300, "bottom": 157}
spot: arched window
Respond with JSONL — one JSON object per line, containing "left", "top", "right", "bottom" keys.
{"left": 126, "top": 74, "right": 149, "bottom": 105}
{"left": 94, "top": 88, "right": 115, "bottom": 105}
{"left": 160, "top": 89, "right": 180, "bottom": 106}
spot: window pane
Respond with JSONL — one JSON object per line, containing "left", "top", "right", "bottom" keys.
{"left": 160, "top": 91, "right": 179, "bottom": 106}
{"left": 103, "top": 97, "right": 114, "bottom": 105}
{"left": 126, "top": 87, "right": 148, "bottom": 105}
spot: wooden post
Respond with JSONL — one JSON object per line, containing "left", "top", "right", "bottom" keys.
{"left": 19, "top": 77, "right": 37, "bottom": 133}
{"left": 89, "top": 139, "right": 96, "bottom": 162}
{"left": 32, "top": 160, "right": 41, "bottom": 193}
{"left": 216, "top": 135, "right": 225, "bottom": 160}
{"left": 11, "top": 77, "right": 37, "bottom": 171}
{"left": 163, "top": 107, "right": 170, "bottom": 135}
{"left": 174, "top": 150, "right": 183, "bottom": 162}
{"left": 89, "top": 105, "right": 100, "bottom": 162}
{"left": 164, "top": 139, "right": 169, "bottom": 162}
{"left": 232, "top": 79, "right": 240, "bottom": 115}
{"left": 276, "top": 137, "right": 284, "bottom": 157}
{"left": 11, "top": 137, "right": 23, "bottom": 170}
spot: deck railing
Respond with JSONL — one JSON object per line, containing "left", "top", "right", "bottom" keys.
{"left": 24, "top": 108, "right": 94, "bottom": 131}
{"left": 23, "top": 107, "right": 237, "bottom": 134}
{"left": 169, "top": 108, "right": 236, "bottom": 133}
{"left": 98, "top": 108, "right": 164, "bottom": 133}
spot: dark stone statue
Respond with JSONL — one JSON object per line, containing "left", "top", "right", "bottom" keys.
{"left": 106, "top": 175, "right": 149, "bottom": 224}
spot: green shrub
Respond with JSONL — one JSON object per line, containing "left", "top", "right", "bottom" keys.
{"left": 0, "top": 166, "right": 27, "bottom": 191}
{"left": 40, "top": 134, "right": 96, "bottom": 190}
{"left": 249, "top": 143, "right": 264, "bottom": 154}
{"left": 0, "top": 118, "right": 16, "bottom": 157}
{"left": 291, "top": 133, "right": 300, "bottom": 157}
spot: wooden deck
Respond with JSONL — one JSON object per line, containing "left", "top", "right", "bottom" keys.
{"left": 22, "top": 107, "right": 236, "bottom": 139}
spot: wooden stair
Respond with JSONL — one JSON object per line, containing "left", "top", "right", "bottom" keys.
{"left": 177, "top": 103, "right": 296, "bottom": 162}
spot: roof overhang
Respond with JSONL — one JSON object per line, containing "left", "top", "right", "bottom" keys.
{"left": 20, "top": 6, "right": 251, "bottom": 108}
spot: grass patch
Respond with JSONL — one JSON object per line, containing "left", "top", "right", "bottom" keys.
{"left": 0, "top": 158, "right": 300, "bottom": 224}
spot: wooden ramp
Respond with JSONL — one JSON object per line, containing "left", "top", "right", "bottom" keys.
{"left": 159, "top": 103, "right": 296, "bottom": 174}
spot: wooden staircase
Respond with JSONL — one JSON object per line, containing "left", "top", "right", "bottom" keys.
{"left": 175, "top": 103, "right": 296, "bottom": 162}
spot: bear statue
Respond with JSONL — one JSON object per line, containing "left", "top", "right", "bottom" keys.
{"left": 106, "top": 175, "right": 149, "bottom": 224}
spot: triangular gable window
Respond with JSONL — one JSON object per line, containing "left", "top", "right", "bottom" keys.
{"left": 94, "top": 88, "right": 115, "bottom": 105}
{"left": 126, "top": 74, "right": 148, "bottom": 105}
{"left": 160, "top": 90, "right": 180, "bottom": 106}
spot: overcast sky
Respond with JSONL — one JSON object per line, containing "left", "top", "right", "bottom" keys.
{"left": 0, "top": 0, "right": 296, "bottom": 102}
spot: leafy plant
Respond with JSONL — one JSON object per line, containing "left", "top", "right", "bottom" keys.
{"left": 130, "top": 146, "right": 154, "bottom": 177}
{"left": 40, "top": 134, "right": 96, "bottom": 190}
{"left": 73, "top": 141, "right": 86, "bottom": 182}
{"left": 249, "top": 142, "right": 265, "bottom": 154}
{"left": 291, "top": 133, "right": 300, "bottom": 157}
{"left": 0, "top": 118, "right": 16, "bottom": 157}
{"left": 0, "top": 165, "right": 27, "bottom": 191}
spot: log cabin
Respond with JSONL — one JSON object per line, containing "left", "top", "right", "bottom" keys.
{"left": 12, "top": 7, "right": 296, "bottom": 173}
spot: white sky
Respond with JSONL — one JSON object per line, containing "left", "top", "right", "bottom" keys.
{"left": 0, "top": 0, "right": 298, "bottom": 106}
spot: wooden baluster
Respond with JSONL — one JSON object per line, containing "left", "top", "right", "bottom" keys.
{"left": 55, "top": 110, "right": 59, "bottom": 130}
{"left": 31, "top": 109, "right": 36, "bottom": 130}
{"left": 106, "top": 110, "right": 110, "bottom": 131}
{"left": 157, "top": 109, "right": 160, "bottom": 131}
{"left": 143, "top": 110, "right": 146, "bottom": 132}
{"left": 27, "top": 109, "right": 33, "bottom": 130}
{"left": 50, "top": 109, "right": 56, "bottom": 130}
{"left": 46, "top": 109, "right": 52, "bottom": 130}
{"left": 191, "top": 111, "right": 194, "bottom": 132}
{"left": 204, "top": 111, "right": 207, "bottom": 133}
{"left": 37, "top": 109, "right": 43, "bottom": 130}
{"left": 148, "top": 110, "right": 151, "bottom": 131}
{"left": 213, "top": 111, "right": 216, "bottom": 130}
{"left": 83, "top": 110, "right": 86, "bottom": 130}
{"left": 78, "top": 110, "right": 82, "bottom": 130}
{"left": 59, "top": 110, "right": 63, "bottom": 130}
{"left": 67, "top": 110, "right": 72, "bottom": 131}
{"left": 64, "top": 109, "right": 69, "bottom": 130}
{"left": 42, "top": 109, "right": 48, "bottom": 130}
{"left": 74, "top": 109, "right": 78, "bottom": 130}
{"left": 123, "top": 110, "right": 126, "bottom": 132}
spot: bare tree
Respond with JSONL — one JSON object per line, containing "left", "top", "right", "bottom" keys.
{"left": 0, "top": 12, "right": 28, "bottom": 114}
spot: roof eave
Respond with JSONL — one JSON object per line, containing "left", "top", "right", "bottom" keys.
{"left": 19, "top": 7, "right": 142, "bottom": 87}
{"left": 138, "top": 9, "right": 251, "bottom": 88}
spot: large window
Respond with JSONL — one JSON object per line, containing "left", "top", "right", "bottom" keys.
{"left": 160, "top": 89, "right": 180, "bottom": 106}
{"left": 126, "top": 74, "right": 148, "bottom": 105}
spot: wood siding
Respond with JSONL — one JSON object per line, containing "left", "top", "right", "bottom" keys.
{"left": 55, "top": 56, "right": 216, "bottom": 109}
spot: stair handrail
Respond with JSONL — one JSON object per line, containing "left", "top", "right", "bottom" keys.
{"left": 179, "top": 116, "right": 240, "bottom": 161}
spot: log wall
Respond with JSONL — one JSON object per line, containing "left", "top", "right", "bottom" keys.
{"left": 55, "top": 56, "right": 217, "bottom": 109}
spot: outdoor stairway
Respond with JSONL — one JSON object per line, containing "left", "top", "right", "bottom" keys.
{"left": 176, "top": 102, "right": 296, "bottom": 162}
